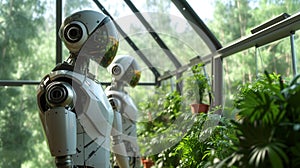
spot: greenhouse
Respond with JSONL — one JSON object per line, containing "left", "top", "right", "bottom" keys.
{"left": 1, "top": 0, "right": 300, "bottom": 168}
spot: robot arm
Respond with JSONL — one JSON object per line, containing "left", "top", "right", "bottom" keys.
{"left": 38, "top": 79, "right": 77, "bottom": 168}
{"left": 109, "top": 97, "right": 130, "bottom": 168}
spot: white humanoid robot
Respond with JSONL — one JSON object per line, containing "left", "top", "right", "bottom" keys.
{"left": 105, "top": 55, "right": 141, "bottom": 168}
{"left": 37, "top": 10, "right": 129, "bottom": 168}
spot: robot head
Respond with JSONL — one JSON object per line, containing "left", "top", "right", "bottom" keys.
{"left": 108, "top": 55, "right": 141, "bottom": 87}
{"left": 59, "top": 10, "right": 119, "bottom": 67}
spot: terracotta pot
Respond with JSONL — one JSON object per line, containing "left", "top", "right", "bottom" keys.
{"left": 190, "top": 103, "right": 209, "bottom": 114}
{"left": 141, "top": 158, "right": 154, "bottom": 168}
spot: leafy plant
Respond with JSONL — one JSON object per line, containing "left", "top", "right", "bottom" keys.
{"left": 218, "top": 72, "right": 300, "bottom": 168}
{"left": 137, "top": 89, "right": 183, "bottom": 166}
{"left": 200, "top": 115, "right": 237, "bottom": 167}
{"left": 138, "top": 90, "right": 182, "bottom": 135}
{"left": 184, "top": 63, "right": 210, "bottom": 104}
{"left": 175, "top": 110, "right": 236, "bottom": 168}
{"left": 175, "top": 114, "right": 208, "bottom": 168}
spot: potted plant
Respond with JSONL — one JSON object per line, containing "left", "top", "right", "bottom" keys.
{"left": 184, "top": 63, "right": 210, "bottom": 114}
{"left": 141, "top": 157, "right": 154, "bottom": 168}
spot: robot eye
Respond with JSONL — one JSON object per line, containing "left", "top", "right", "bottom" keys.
{"left": 112, "top": 65, "right": 122, "bottom": 75}
{"left": 64, "top": 23, "right": 83, "bottom": 43}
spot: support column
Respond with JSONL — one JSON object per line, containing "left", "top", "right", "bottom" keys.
{"left": 56, "top": 0, "right": 62, "bottom": 65}
{"left": 212, "top": 57, "right": 223, "bottom": 115}
{"left": 290, "top": 32, "right": 297, "bottom": 76}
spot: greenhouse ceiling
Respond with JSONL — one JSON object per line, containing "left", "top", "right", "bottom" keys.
{"left": 1, "top": 0, "right": 300, "bottom": 108}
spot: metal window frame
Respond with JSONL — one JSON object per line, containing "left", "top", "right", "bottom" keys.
{"left": 171, "top": 0, "right": 223, "bottom": 110}
{"left": 124, "top": 0, "right": 182, "bottom": 69}
{"left": 124, "top": 0, "right": 186, "bottom": 91}
{"left": 0, "top": 1, "right": 299, "bottom": 113}
{"left": 171, "top": 0, "right": 222, "bottom": 51}
{"left": 156, "top": 11, "right": 300, "bottom": 111}
{"left": 93, "top": 0, "right": 161, "bottom": 86}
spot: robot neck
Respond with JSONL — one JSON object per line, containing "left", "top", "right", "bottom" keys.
{"left": 111, "top": 80, "right": 126, "bottom": 92}
{"left": 66, "top": 54, "right": 93, "bottom": 79}
{"left": 65, "top": 53, "right": 78, "bottom": 67}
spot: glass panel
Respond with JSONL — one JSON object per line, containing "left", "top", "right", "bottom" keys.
{"left": 256, "top": 38, "right": 295, "bottom": 78}
{"left": 200, "top": 0, "right": 300, "bottom": 45}
{"left": 186, "top": 0, "right": 214, "bottom": 21}
{"left": 130, "top": 0, "right": 211, "bottom": 65}
{"left": 96, "top": 0, "right": 175, "bottom": 81}
{"left": 222, "top": 49, "right": 257, "bottom": 113}
{"left": 117, "top": 40, "right": 157, "bottom": 83}
{"left": 115, "top": 13, "right": 160, "bottom": 83}
{"left": 222, "top": 36, "right": 296, "bottom": 116}
{"left": 0, "top": 1, "right": 56, "bottom": 81}
{"left": 0, "top": 85, "right": 55, "bottom": 167}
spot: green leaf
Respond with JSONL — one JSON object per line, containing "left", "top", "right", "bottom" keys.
{"left": 268, "top": 146, "right": 284, "bottom": 168}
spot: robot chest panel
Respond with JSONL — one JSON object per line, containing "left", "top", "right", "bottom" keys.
{"left": 122, "top": 117, "right": 137, "bottom": 137}
{"left": 74, "top": 132, "right": 111, "bottom": 168}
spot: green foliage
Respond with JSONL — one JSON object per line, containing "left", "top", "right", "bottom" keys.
{"left": 210, "top": 0, "right": 253, "bottom": 44}
{"left": 137, "top": 88, "right": 185, "bottom": 167}
{"left": 234, "top": 72, "right": 286, "bottom": 123}
{"left": 218, "top": 72, "right": 300, "bottom": 168}
{"left": 210, "top": 0, "right": 300, "bottom": 111}
{"left": 0, "top": 0, "right": 45, "bottom": 80}
{"left": 183, "top": 63, "right": 209, "bottom": 104}
{"left": 146, "top": 0, "right": 171, "bottom": 13}
{"left": 137, "top": 89, "right": 234, "bottom": 168}
{"left": 175, "top": 112, "right": 236, "bottom": 168}
{"left": 0, "top": 0, "right": 95, "bottom": 167}
{"left": 0, "top": 1, "right": 48, "bottom": 167}
{"left": 138, "top": 89, "right": 181, "bottom": 143}
{"left": 0, "top": 0, "right": 299, "bottom": 167}
{"left": 175, "top": 114, "right": 208, "bottom": 168}
{"left": 0, "top": 88, "right": 30, "bottom": 167}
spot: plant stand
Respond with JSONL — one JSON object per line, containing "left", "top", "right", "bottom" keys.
{"left": 190, "top": 103, "right": 209, "bottom": 114}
